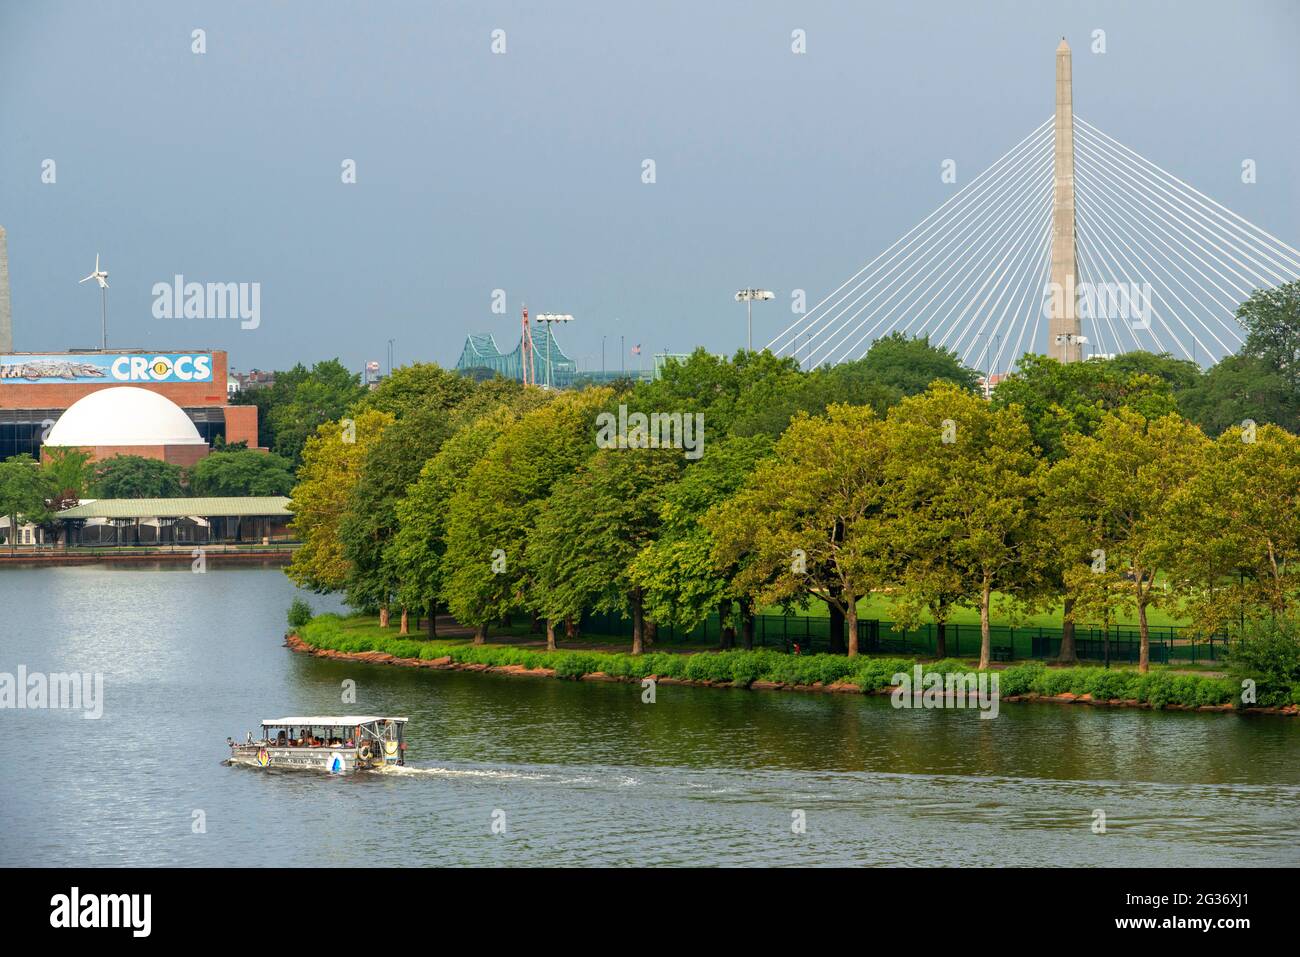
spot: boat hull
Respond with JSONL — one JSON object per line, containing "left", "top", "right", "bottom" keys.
{"left": 229, "top": 745, "right": 370, "bottom": 773}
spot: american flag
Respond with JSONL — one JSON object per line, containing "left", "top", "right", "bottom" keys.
{"left": 630, "top": 344, "right": 641, "bottom": 355}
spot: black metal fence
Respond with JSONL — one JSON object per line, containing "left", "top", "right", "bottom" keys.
{"left": 579, "top": 609, "right": 1230, "bottom": 664}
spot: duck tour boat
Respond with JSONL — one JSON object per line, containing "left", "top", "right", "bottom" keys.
{"left": 228, "top": 716, "right": 408, "bottom": 773}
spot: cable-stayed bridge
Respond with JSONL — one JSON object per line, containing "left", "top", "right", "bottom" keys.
{"left": 769, "top": 40, "right": 1300, "bottom": 374}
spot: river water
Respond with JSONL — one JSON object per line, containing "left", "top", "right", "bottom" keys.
{"left": 1, "top": 565, "right": 1296, "bottom": 867}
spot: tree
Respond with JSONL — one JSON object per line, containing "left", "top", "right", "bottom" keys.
{"left": 338, "top": 405, "right": 456, "bottom": 624}
{"left": 41, "top": 447, "right": 94, "bottom": 508}
{"left": 442, "top": 389, "right": 611, "bottom": 641}
{"left": 188, "top": 449, "right": 296, "bottom": 496}
{"left": 92, "top": 455, "right": 185, "bottom": 498}
{"left": 530, "top": 447, "right": 683, "bottom": 653}
{"left": 261, "top": 360, "right": 367, "bottom": 464}
{"left": 630, "top": 435, "right": 773, "bottom": 647}
{"left": 991, "top": 352, "right": 1177, "bottom": 661}
{"left": 855, "top": 332, "right": 981, "bottom": 397}
{"left": 353, "top": 362, "right": 476, "bottom": 420}
{"left": 1045, "top": 410, "right": 1209, "bottom": 672}
{"left": 285, "top": 408, "right": 393, "bottom": 594}
{"left": 707, "top": 404, "right": 891, "bottom": 657}
{"left": 1178, "top": 353, "right": 1296, "bottom": 436}
{"left": 1169, "top": 423, "right": 1300, "bottom": 628}
{"left": 1236, "top": 279, "right": 1300, "bottom": 395}
{"left": 884, "top": 383, "right": 1044, "bottom": 668}
{"left": 0, "top": 455, "right": 49, "bottom": 552}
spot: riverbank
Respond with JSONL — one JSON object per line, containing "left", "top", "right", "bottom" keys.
{"left": 289, "top": 614, "right": 1299, "bottom": 716}
{"left": 0, "top": 547, "right": 295, "bottom": 566}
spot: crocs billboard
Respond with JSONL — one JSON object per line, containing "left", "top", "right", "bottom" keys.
{"left": 0, "top": 353, "right": 214, "bottom": 384}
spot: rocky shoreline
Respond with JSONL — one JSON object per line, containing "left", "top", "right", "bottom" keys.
{"left": 284, "top": 633, "right": 1299, "bottom": 717}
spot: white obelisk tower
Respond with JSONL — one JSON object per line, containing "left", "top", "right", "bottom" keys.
{"left": 0, "top": 225, "right": 12, "bottom": 353}
{"left": 1049, "top": 38, "right": 1082, "bottom": 363}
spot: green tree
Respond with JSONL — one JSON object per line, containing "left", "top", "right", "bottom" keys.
{"left": 1178, "top": 353, "right": 1295, "bottom": 436}
{"left": 530, "top": 447, "right": 684, "bottom": 653}
{"left": 630, "top": 434, "right": 773, "bottom": 647}
{"left": 391, "top": 392, "right": 553, "bottom": 639}
{"left": 261, "top": 360, "right": 366, "bottom": 463}
{"left": 991, "top": 352, "right": 1177, "bottom": 661}
{"left": 354, "top": 362, "right": 476, "bottom": 420}
{"left": 706, "top": 404, "right": 891, "bottom": 657}
{"left": 189, "top": 449, "right": 296, "bottom": 496}
{"left": 1045, "top": 409, "right": 1209, "bottom": 672}
{"left": 92, "top": 455, "right": 185, "bottom": 498}
{"left": 884, "top": 383, "right": 1044, "bottom": 668}
{"left": 442, "top": 389, "right": 611, "bottom": 641}
{"left": 856, "top": 332, "right": 981, "bottom": 396}
{"left": 1168, "top": 423, "right": 1300, "bottom": 629}
{"left": 338, "top": 405, "right": 456, "bottom": 626}
{"left": 0, "top": 455, "right": 49, "bottom": 552}
{"left": 285, "top": 408, "right": 393, "bottom": 594}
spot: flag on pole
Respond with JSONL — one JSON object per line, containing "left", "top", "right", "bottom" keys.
{"left": 631, "top": 344, "right": 641, "bottom": 355}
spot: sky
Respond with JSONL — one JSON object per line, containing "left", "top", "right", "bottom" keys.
{"left": 1, "top": 0, "right": 1297, "bottom": 376}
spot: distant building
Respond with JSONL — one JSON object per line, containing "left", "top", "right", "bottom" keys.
{"left": 55, "top": 496, "right": 294, "bottom": 546}
{"left": 0, "top": 349, "right": 259, "bottom": 461}
{"left": 231, "top": 368, "right": 276, "bottom": 391}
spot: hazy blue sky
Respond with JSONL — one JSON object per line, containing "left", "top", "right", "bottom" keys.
{"left": 2, "top": 0, "right": 1297, "bottom": 375}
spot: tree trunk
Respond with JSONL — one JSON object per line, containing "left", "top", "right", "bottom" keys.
{"left": 565, "top": 616, "right": 578, "bottom": 639}
{"left": 935, "top": 619, "right": 947, "bottom": 659}
{"left": 739, "top": 597, "right": 754, "bottom": 651}
{"left": 427, "top": 599, "right": 437, "bottom": 639}
{"left": 1058, "top": 595, "right": 1078, "bottom": 663}
{"left": 545, "top": 618, "right": 557, "bottom": 651}
{"left": 378, "top": 606, "right": 390, "bottom": 628}
{"left": 631, "top": 589, "right": 645, "bottom": 655}
{"left": 978, "top": 577, "right": 992, "bottom": 670}
{"left": 499, "top": 614, "right": 511, "bottom": 628}
{"left": 530, "top": 613, "right": 543, "bottom": 634}
{"left": 1137, "top": 593, "right": 1150, "bottom": 674}
{"left": 644, "top": 620, "right": 657, "bottom": 648}
{"left": 827, "top": 587, "right": 846, "bottom": 655}
{"left": 846, "top": 596, "right": 859, "bottom": 658}
{"left": 474, "top": 623, "right": 487, "bottom": 646}
{"left": 398, "top": 607, "right": 409, "bottom": 635}
{"left": 719, "top": 598, "right": 735, "bottom": 649}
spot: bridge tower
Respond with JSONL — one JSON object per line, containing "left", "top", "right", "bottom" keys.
{"left": 1048, "top": 37, "right": 1083, "bottom": 363}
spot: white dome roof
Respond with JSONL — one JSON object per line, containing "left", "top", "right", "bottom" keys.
{"left": 45, "top": 387, "right": 206, "bottom": 447}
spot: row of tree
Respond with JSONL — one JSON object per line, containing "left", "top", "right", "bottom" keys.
{"left": 285, "top": 283, "right": 1300, "bottom": 673}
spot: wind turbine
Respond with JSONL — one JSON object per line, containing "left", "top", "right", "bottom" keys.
{"left": 79, "top": 253, "right": 109, "bottom": 349}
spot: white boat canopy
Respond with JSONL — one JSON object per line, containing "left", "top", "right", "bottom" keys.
{"left": 261, "top": 716, "right": 409, "bottom": 727}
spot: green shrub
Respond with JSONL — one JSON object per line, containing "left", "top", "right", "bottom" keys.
{"left": 287, "top": 598, "right": 314, "bottom": 630}
{"left": 998, "top": 661, "right": 1044, "bottom": 696}
{"left": 1082, "top": 669, "right": 1133, "bottom": 701}
{"left": 1228, "top": 618, "right": 1300, "bottom": 708}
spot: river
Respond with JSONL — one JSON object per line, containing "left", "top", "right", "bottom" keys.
{"left": 1, "top": 565, "right": 1296, "bottom": 867}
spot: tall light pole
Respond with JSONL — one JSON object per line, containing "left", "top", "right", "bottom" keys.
{"left": 534, "top": 313, "right": 573, "bottom": 389}
{"left": 387, "top": 338, "right": 395, "bottom": 376}
{"left": 735, "top": 288, "right": 774, "bottom": 352}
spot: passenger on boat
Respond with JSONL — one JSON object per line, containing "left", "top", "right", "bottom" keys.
{"left": 276, "top": 731, "right": 287, "bottom": 746}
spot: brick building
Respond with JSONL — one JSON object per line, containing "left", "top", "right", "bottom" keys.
{"left": 0, "top": 349, "right": 259, "bottom": 461}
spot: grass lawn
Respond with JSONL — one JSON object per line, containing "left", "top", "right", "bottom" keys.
{"left": 305, "top": 613, "right": 1221, "bottom": 673}
{"left": 766, "top": 589, "right": 1190, "bottom": 629}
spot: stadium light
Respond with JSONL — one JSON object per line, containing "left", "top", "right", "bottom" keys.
{"left": 735, "top": 289, "right": 774, "bottom": 352}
